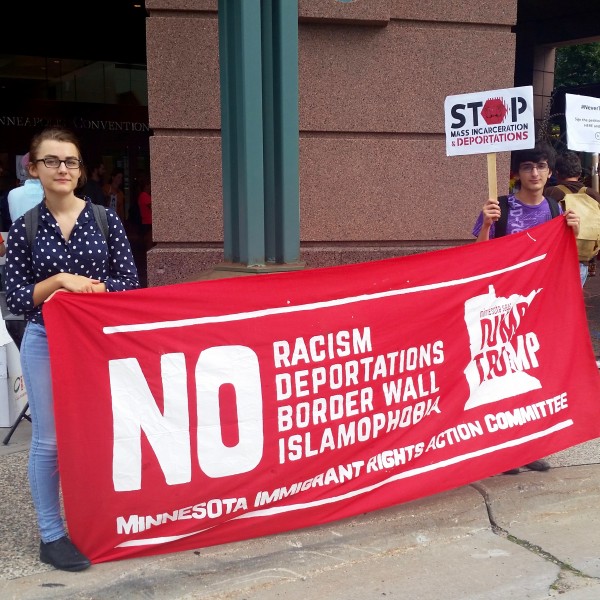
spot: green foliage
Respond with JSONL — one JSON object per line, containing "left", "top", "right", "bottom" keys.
{"left": 554, "top": 43, "right": 600, "bottom": 88}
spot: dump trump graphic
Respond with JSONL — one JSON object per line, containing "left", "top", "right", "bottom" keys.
{"left": 463, "top": 285, "right": 542, "bottom": 409}
{"left": 44, "top": 216, "right": 600, "bottom": 564}
{"left": 445, "top": 86, "right": 535, "bottom": 156}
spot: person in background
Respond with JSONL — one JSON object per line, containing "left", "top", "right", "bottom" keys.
{"left": 4, "top": 127, "right": 139, "bottom": 572}
{"left": 0, "top": 163, "right": 16, "bottom": 231}
{"left": 7, "top": 153, "right": 44, "bottom": 222}
{"left": 544, "top": 150, "right": 600, "bottom": 286}
{"left": 0, "top": 163, "right": 13, "bottom": 194}
{"left": 79, "top": 158, "right": 107, "bottom": 206}
{"left": 126, "top": 170, "right": 146, "bottom": 238}
{"left": 137, "top": 177, "right": 153, "bottom": 250}
{"left": 103, "top": 168, "right": 126, "bottom": 222}
{"left": 472, "top": 142, "right": 580, "bottom": 475}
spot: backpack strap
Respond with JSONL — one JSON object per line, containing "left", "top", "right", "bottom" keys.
{"left": 552, "top": 185, "right": 576, "bottom": 217}
{"left": 495, "top": 195, "right": 509, "bottom": 238}
{"left": 24, "top": 202, "right": 109, "bottom": 250}
{"left": 547, "top": 196, "right": 560, "bottom": 218}
{"left": 556, "top": 184, "right": 588, "bottom": 198}
{"left": 24, "top": 204, "right": 40, "bottom": 248}
{"left": 90, "top": 203, "right": 109, "bottom": 240}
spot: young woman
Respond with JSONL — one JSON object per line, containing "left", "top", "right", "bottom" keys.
{"left": 4, "top": 128, "right": 140, "bottom": 571}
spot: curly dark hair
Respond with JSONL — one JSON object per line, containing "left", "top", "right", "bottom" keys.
{"left": 554, "top": 151, "right": 582, "bottom": 179}
{"left": 510, "top": 142, "right": 556, "bottom": 173}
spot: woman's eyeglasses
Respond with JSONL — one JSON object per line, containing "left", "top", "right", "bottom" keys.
{"left": 34, "top": 157, "right": 82, "bottom": 169}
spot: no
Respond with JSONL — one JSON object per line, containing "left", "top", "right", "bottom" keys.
{"left": 109, "top": 346, "right": 264, "bottom": 492}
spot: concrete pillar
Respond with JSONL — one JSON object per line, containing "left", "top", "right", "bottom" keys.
{"left": 217, "top": 0, "right": 301, "bottom": 273}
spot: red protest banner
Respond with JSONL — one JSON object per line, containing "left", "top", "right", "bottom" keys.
{"left": 43, "top": 216, "right": 600, "bottom": 564}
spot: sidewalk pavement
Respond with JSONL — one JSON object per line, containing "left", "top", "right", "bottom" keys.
{"left": 1, "top": 273, "right": 600, "bottom": 599}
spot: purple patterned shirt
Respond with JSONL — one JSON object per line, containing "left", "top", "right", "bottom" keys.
{"left": 472, "top": 194, "right": 563, "bottom": 239}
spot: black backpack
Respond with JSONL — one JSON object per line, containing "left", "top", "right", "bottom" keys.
{"left": 24, "top": 202, "right": 108, "bottom": 247}
{"left": 494, "top": 195, "right": 560, "bottom": 238}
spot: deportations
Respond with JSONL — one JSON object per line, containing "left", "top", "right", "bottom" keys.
{"left": 454, "top": 131, "right": 529, "bottom": 147}
{"left": 274, "top": 327, "right": 444, "bottom": 401}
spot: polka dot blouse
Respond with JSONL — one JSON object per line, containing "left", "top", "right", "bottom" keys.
{"left": 4, "top": 200, "right": 140, "bottom": 325}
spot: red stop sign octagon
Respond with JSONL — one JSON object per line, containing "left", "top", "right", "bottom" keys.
{"left": 481, "top": 98, "right": 508, "bottom": 125}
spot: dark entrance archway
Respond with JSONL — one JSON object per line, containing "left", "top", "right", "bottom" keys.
{"left": 515, "top": 0, "right": 600, "bottom": 78}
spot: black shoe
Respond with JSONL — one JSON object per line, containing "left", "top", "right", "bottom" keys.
{"left": 524, "top": 459, "right": 550, "bottom": 472}
{"left": 503, "top": 467, "right": 521, "bottom": 475}
{"left": 40, "top": 536, "right": 91, "bottom": 572}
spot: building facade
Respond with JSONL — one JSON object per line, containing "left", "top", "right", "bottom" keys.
{"left": 145, "top": 0, "right": 521, "bottom": 286}
{"left": 1, "top": 1, "right": 600, "bottom": 288}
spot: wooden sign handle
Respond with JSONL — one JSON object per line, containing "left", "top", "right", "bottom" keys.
{"left": 487, "top": 153, "right": 497, "bottom": 199}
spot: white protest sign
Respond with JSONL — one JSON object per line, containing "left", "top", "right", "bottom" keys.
{"left": 444, "top": 86, "right": 534, "bottom": 156}
{"left": 566, "top": 93, "right": 600, "bottom": 152}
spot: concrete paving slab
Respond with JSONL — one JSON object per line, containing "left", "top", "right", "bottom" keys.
{"left": 2, "top": 472, "right": 599, "bottom": 600}
{"left": 0, "top": 484, "right": 488, "bottom": 599}
{"left": 477, "top": 466, "right": 600, "bottom": 578}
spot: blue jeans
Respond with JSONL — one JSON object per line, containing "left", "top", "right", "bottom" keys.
{"left": 580, "top": 262, "right": 589, "bottom": 287}
{"left": 21, "top": 322, "right": 65, "bottom": 543}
